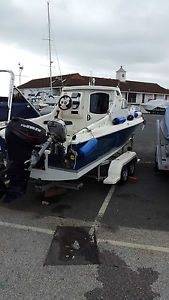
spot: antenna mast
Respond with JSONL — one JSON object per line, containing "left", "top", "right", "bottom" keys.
{"left": 47, "top": 1, "right": 53, "bottom": 95}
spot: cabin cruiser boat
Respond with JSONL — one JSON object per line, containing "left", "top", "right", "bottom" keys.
{"left": 155, "top": 106, "right": 169, "bottom": 170}
{"left": 141, "top": 99, "right": 169, "bottom": 114}
{"left": 0, "top": 84, "right": 144, "bottom": 201}
{"left": 28, "top": 86, "right": 144, "bottom": 181}
{"left": 160, "top": 106, "right": 169, "bottom": 140}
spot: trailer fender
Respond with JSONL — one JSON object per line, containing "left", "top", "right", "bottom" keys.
{"left": 103, "top": 151, "right": 137, "bottom": 185}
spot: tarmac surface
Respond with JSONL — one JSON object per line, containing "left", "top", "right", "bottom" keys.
{"left": 1, "top": 113, "right": 169, "bottom": 299}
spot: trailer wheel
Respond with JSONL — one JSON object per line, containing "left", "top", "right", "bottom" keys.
{"left": 127, "top": 146, "right": 132, "bottom": 151}
{"left": 120, "top": 166, "right": 128, "bottom": 184}
{"left": 128, "top": 160, "right": 136, "bottom": 176}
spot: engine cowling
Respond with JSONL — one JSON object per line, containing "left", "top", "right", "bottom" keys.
{"left": 47, "top": 119, "right": 67, "bottom": 143}
{"left": 5, "top": 117, "right": 47, "bottom": 146}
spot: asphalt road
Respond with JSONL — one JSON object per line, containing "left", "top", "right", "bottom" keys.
{"left": 1, "top": 113, "right": 169, "bottom": 300}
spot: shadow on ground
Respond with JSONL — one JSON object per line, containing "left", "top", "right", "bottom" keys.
{"left": 103, "top": 163, "right": 169, "bottom": 232}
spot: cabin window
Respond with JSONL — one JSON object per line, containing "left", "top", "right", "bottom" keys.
{"left": 90, "top": 93, "right": 109, "bottom": 114}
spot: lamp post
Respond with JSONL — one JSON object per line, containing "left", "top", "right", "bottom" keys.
{"left": 18, "top": 63, "right": 24, "bottom": 85}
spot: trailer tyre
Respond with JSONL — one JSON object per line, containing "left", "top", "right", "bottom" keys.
{"left": 120, "top": 166, "right": 128, "bottom": 184}
{"left": 128, "top": 160, "right": 136, "bottom": 176}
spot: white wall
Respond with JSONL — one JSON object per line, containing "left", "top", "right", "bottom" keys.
{"left": 136, "top": 93, "right": 142, "bottom": 104}
{"left": 135, "top": 93, "right": 166, "bottom": 104}
{"left": 144, "top": 94, "right": 165, "bottom": 102}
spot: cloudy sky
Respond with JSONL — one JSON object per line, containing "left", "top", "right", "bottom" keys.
{"left": 0, "top": 0, "right": 169, "bottom": 89}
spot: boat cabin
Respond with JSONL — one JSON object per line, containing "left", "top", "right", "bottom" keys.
{"left": 58, "top": 85, "right": 126, "bottom": 136}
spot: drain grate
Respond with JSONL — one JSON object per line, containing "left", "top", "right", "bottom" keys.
{"left": 44, "top": 226, "right": 99, "bottom": 265}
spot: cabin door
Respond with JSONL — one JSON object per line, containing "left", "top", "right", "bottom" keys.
{"left": 87, "top": 92, "right": 109, "bottom": 125}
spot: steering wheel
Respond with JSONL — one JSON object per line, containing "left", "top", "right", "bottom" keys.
{"left": 58, "top": 95, "right": 72, "bottom": 110}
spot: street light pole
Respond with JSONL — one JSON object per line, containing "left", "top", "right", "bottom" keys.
{"left": 18, "top": 63, "right": 24, "bottom": 86}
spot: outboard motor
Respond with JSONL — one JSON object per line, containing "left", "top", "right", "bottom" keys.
{"left": 47, "top": 119, "right": 67, "bottom": 167}
{"left": 47, "top": 119, "right": 67, "bottom": 143}
{"left": 27, "top": 119, "right": 67, "bottom": 169}
{"left": 3, "top": 117, "right": 47, "bottom": 202}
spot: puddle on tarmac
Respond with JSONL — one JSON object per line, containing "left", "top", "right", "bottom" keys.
{"left": 44, "top": 226, "right": 99, "bottom": 265}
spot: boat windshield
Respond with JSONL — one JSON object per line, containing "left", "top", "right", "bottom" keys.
{"left": 0, "top": 88, "right": 28, "bottom": 103}
{"left": 13, "top": 88, "right": 28, "bottom": 103}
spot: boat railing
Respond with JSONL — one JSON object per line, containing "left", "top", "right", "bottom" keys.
{"left": 0, "top": 70, "right": 15, "bottom": 122}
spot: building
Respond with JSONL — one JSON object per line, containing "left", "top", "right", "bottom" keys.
{"left": 18, "top": 67, "right": 169, "bottom": 104}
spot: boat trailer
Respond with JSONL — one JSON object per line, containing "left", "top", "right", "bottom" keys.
{"left": 155, "top": 119, "right": 169, "bottom": 171}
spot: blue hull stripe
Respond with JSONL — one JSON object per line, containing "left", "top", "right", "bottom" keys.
{"left": 48, "top": 126, "right": 136, "bottom": 171}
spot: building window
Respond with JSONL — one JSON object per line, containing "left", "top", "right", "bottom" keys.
{"left": 154, "top": 94, "right": 157, "bottom": 100}
{"left": 128, "top": 93, "right": 136, "bottom": 103}
{"left": 90, "top": 93, "right": 109, "bottom": 114}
